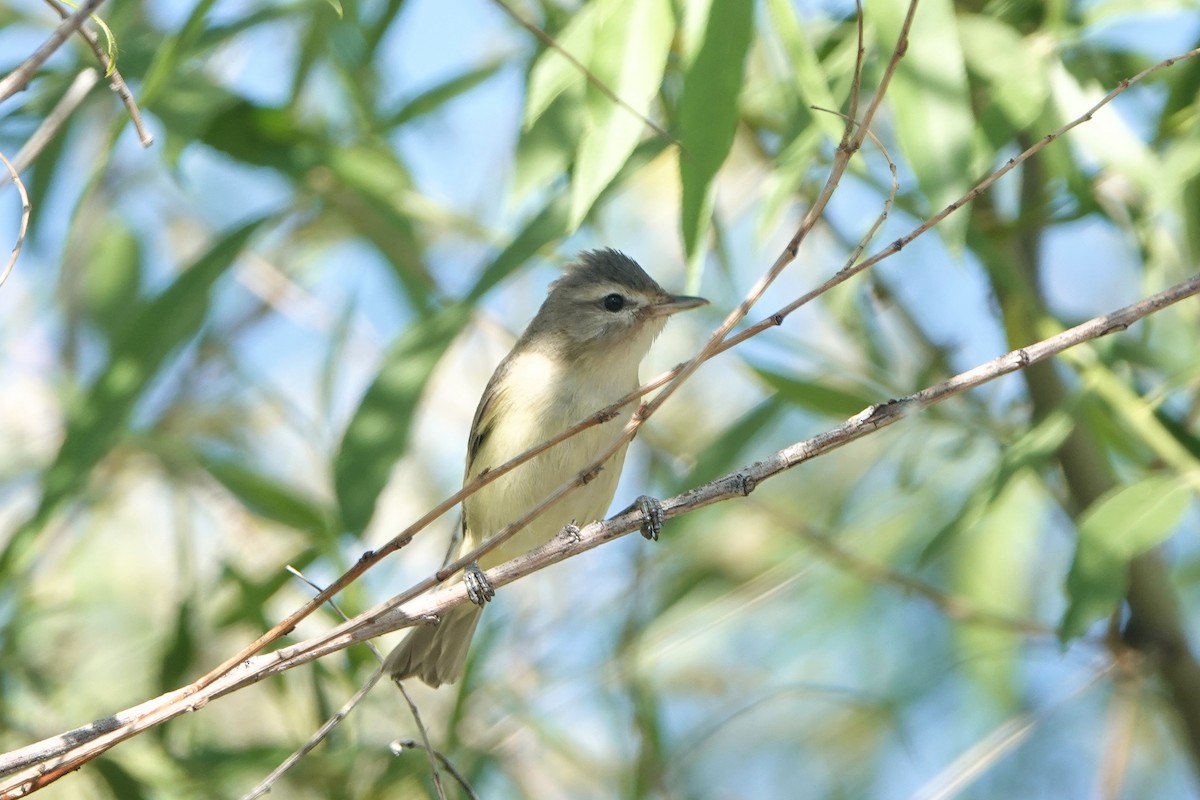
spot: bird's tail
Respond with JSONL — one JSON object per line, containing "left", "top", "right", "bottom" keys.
{"left": 384, "top": 603, "right": 482, "bottom": 688}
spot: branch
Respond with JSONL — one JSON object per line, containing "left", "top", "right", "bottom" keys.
{"left": 0, "top": 150, "right": 31, "bottom": 290}
{"left": 7, "top": 68, "right": 99, "bottom": 176}
{"left": 0, "top": 0, "right": 107, "bottom": 103}
{"left": 2, "top": 270, "right": 1195, "bottom": 794}
{"left": 40, "top": 0, "right": 153, "bottom": 147}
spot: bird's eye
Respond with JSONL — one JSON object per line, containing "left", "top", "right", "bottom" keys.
{"left": 602, "top": 293, "right": 626, "bottom": 312}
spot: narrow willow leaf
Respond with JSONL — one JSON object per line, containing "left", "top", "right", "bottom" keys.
{"left": 385, "top": 61, "right": 504, "bottom": 129}
{"left": 334, "top": 305, "right": 470, "bottom": 534}
{"left": 198, "top": 454, "right": 336, "bottom": 538}
{"left": 752, "top": 366, "right": 877, "bottom": 418}
{"left": 468, "top": 193, "right": 570, "bottom": 302}
{"left": 1060, "top": 476, "right": 1190, "bottom": 642}
{"left": 2, "top": 218, "right": 266, "bottom": 575}
{"left": 872, "top": 0, "right": 983, "bottom": 250}
{"left": 679, "top": 0, "right": 754, "bottom": 260}
{"left": 568, "top": 0, "right": 673, "bottom": 227}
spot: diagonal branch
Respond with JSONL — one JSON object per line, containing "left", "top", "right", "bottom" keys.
{"left": 0, "top": 0, "right": 107, "bottom": 103}
{"left": 2, "top": 269, "right": 1195, "bottom": 795}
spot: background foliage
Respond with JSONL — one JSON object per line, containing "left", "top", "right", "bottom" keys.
{"left": 2, "top": 0, "right": 1200, "bottom": 797}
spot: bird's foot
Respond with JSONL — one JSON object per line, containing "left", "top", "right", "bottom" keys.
{"left": 464, "top": 562, "right": 495, "bottom": 606}
{"left": 635, "top": 495, "right": 664, "bottom": 541}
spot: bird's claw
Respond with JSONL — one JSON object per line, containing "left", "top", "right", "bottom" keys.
{"left": 636, "top": 495, "right": 664, "bottom": 541}
{"left": 464, "top": 562, "right": 495, "bottom": 606}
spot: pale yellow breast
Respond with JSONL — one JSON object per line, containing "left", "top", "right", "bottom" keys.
{"left": 464, "top": 349, "right": 637, "bottom": 568}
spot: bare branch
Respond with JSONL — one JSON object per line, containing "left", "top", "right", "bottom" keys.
{"left": 0, "top": 0, "right": 107, "bottom": 103}
{"left": 0, "top": 151, "right": 31, "bottom": 291}
{"left": 39, "top": 0, "right": 154, "bottom": 147}
{"left": 8, "top": 68, "right": 99, "bottom": 176}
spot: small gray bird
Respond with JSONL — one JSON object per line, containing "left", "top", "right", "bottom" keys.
{"left": 385, "top": 249, "right": 707, "bottom": 687}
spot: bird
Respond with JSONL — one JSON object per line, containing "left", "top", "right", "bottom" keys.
{"left": 385, "top": 249, "right": 707, "bottom": 687}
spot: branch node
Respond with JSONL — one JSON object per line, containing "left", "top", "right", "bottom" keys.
{"left": 558, "top": 522, "right": 582, "bottom": 544}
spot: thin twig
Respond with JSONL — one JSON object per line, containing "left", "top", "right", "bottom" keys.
{"left": 9, "top": 68, "right": 99, "bottom": 175}
{"left": 391, "top": 681, "right": 447, "bottom": 800}
{"left": 914, "top": 665, "right": 1116, "bottom": 800}
{"left": 0, "top": 151, "right": 31, "bottom": 291}
{"left": 391, "top": 740, "right": 481, "bottom": 800}
{"left": 40, "top": 0, "right": 153, "bottom": 147}
{"left": 237, "top": 568, "right": 448, "bottom": 800}
{"left": 0, "top": 0, "right": 107, "bottom": 103}
{"left": 241, "top": 670, "right": 384, "bottom": 800}
{"left": 794, "top": 524, "right": 1050, "bottom": 636}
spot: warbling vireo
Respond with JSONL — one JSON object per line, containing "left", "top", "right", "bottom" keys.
{"left": 385, "top": 249, "right": 707, "bottom": 687}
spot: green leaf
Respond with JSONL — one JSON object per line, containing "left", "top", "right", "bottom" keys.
{"left": 952, "top": 474, "right": 1042, "bottom": 707}
{"left": 513, "top": 86, "right": 586, "bottom": 200}
{"left": 94, "top": 758, "right": 150, "bottom": 800}
{"left": 467, "top": 192, "right": 570, "bottom": 302}
{"left": 1060, "top": 476, "right": 1191, "bottom": 642}
{"left": 872, "top": 0, "right": 984, "bottom": 250}
{"left": 324, "top": 144, "right": 434, "bottom": 310}
{"left": 81, "top": 219, "right": 143, "bottom": 339}
{"left": 678, "top": 0, "right": 754, "bottom": 261}
{"left": 2, "top": 219, "right": 266, "bottom": 574}
{"left": 200, "top": 101, "right": 323, "bottom": 176}
{"left": 957, "top": 15, "right": 1050, "bottom": 133}
{"left": 751, "top": 366, "right": 877, "bottom": 418}
{"left": 519, "top": 0, "right": 674, "bottom": 227}
{"left": 568, "top": 0, "right": 673, "bottom": 228}
{"left": 384, "top": 61, "right": 504, "bottom": 129}
{"left": 334, "top": 304, "right": 470, "bottom": 533}
{"left": 198, "top": 454, "right": 336, "bottom": 538}
{"left": 678, "top": 397, "right": 782, "bottom": 490}
{"left": 158, "top": 600, "right": 197, "bottom": 693}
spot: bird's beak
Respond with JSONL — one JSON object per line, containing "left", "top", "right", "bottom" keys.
{"left": 648, "top": 294, "right": 708, "bottom": 317}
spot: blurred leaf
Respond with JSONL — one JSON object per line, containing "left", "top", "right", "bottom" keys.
{"left": 2, "top": 219, "right": 266, "bottom": 574}
{"left": 751, "top": 366, "right": 877, "bottom": 418}
{"left": 991, "top": 409, "right": 1075, "bottom": 492}
{"left": 953, "top": 474, "right": 1041, "bottom": 707}
{"left": 958, "top": 15, "right": 1050, "bottom": 135}
{"left": 1060, "top": 476, "right": 1191, "bottom": 642}
{"left": 524, "top": 4, "right": 601, "bottom": 125}
{"left": 679, "top": 0, "right": 754, "bottom": 261}
{"left": 159, "top": 600, "right": 197, "bottom": 692}
{"left": 568, "top": 0, "right": 673, "bottom": 227}
{"left": 513, "top": 85, "right": 586, "bottom": 200}
{"left": 93, "top": 758, "right": 150, "bottom": 800}
{"left": 872, "top": 0, "right": 983, "bottom": 249}
{"left": 384, "top": 61, "right": 505, "bottom": 129}
{"left": 149, "top": 75, "right": 243, "bottom": 166}
{"left": 679, "top": 397, "right": 783, "bottom": 490}
{"left": 467, "top": 192, "right": 570, "bottom": 301}
{"left": 920, "top": 411, "right": 1074, "bottom": 565}
{"left": 200, "top": 101, "right": 324, "bottom": 176}
{"left": 215, "top": 548, "right": 320, "bottom": 630}
{"left": 198, "top": 454, "right": 336, "bottom": 539}
{"left": 520, "top": 0, "right": 674, "bottom": 227}
{"left": 324, "top": 143, "right": 435, "bottom": 310}
{"left": 80, "top": 219, "right": 143, "bottom": 339}
{"left": 334, "top": 304, "right": 470, "bottom": 534}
